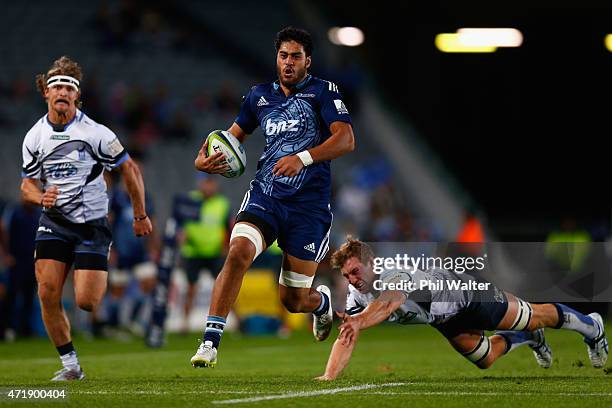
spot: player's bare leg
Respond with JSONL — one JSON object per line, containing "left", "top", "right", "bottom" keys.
{"left": 208, "top": 238, "right": 255, "bottom": 317}
{"left": 278, "top": 255, "right": 320, "bottom": 312}
{"left": 449, "top": 330, "right": 509, "bottom": 369}
{"left": 192, "top": 224, "right": 258, "bottom": 368}
{"left": 36, "top": 260, "right": 71, "bottom": 346}
{"left": 494, "top": 293, "right": 606, "bottom": 368}
{"left": 36, "top": 260, "right": 84, "bottom": 380}
{"left": 73, "top": 269, "right": 108, "bottom": 312}
{"left": 278, "top": 254, "right": 332, "bottom": 341}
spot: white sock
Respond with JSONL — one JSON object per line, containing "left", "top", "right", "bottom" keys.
{"left": 60, "top": 351, "right": 80, "bottom": 371}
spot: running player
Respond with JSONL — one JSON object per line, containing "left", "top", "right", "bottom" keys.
{"left": 191, "top": 27, "right": 355, "bottom": 367}
{"left": 20, "top": 56, "right": 152, "bottom": 380}
{"left": 315, "top": 238, "right": 608, "bottom": 380}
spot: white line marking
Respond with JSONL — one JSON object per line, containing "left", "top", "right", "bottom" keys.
{"left": 365, "top": 392, "right": 612, "bottom": 397}
{"left": 72, "top": 390, "right": 268, "bottom": 395}
{"left": 211, "top": 383, "right": 406, "bottom": 404}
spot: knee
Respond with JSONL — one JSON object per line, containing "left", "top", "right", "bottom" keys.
{"left": 224, "top": 241, "right": 253, "bottom": 272}
{"left": 476, "top": 357, "right": 494, "bottom": 369}
{"left": 37, "top": 283, "right": 61, "bottom": 307}
{"left": 76, "top": 294, "right": 101, "bottom": 312}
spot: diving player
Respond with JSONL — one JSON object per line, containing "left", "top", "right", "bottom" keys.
{"left": 191, "top": 27, "right": 355, "bottom": 367}
{"left": 20, "top": 56, "right": 152, "bottom": 380}
{"left": 316, "top": 238, "right": 608, "bottom": 380}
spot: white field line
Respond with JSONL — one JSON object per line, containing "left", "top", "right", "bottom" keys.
{"left": 72, "top": 390, "right": 268, "bottom": 395}
{"left": 211, "top": 383, "right": 407, "bottom": 404}
{"left": 365, "top": 391, "right": 612, "bottom": 397}
{"left": 50, "top": 387, "right": 612, "bottom": 399}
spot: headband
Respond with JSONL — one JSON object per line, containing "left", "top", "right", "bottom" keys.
{"left": 46, "top": 75, "right": 80, "bottom": 91}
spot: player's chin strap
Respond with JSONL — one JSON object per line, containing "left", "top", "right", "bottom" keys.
{"left": 462, "top": 334, "right": 491, "bottom": 365}
{"left": 279, "top": 268, "right": 314, "bottom": 288}
{"left": 47, "top": 75, "right": 80, "bottom": 91}
{"left": 509, "top": 298, "right": 533, "bottom": 331}
{"left": 230, "top": 223, "right": 264, "bottom": 261}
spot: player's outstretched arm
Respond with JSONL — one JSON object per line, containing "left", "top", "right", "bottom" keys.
{"left": 315, "top": 329, "right": 359, "bottom": 381}
{"left": 117, "top": 158, "right": 152, "bottom": 237}
{"left": 343, "top": 290, "right": 405, "bottom": 336}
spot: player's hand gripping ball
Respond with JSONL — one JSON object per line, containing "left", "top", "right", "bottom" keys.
{"left": 205, "top": 130, "right": 247, "bottom": 178}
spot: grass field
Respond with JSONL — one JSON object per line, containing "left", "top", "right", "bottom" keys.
{"left": 0, "top": 323, "right": 610, "bottom": 407}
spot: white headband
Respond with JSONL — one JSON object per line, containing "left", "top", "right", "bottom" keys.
{"left": 47, "top": 75, "right": 80, "bottom": 91}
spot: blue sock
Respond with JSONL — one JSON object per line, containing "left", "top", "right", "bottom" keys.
{"left": 108, "top": 299, "right": 120, "bottom": 327}
{"left": 553, "top": 304, "right": 599, "bottom": 340}
{"left": 203, "top": 316, "right": 226, "bottom": 349}
{"left": 313, "top": 291, "right": 329, "bottom": 317}
{"left": 131, "top": 295, "right": 144, "bottom": 323}
{"left": 495, "top": 331, "right": 535, "bottom": 354}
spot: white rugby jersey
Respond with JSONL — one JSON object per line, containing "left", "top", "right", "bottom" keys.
{"left": 21, "top": 110, "right": 129, "bottom": 223}
{"left": 345, "top": 268, "right": 476, "bottom": 325}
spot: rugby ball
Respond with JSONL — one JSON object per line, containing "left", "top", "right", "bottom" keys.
{"left": 205, "top": 130, "right": 247, "bottom": 178}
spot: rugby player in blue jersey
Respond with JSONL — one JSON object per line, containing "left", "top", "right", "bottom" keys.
{"left": 191, "top": 27, "right": 355, "bottom": 367}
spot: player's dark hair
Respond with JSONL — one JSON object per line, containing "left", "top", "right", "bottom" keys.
{"left": 35, "top": 56, "right": 83, "bottom": 108}
{"left": 275, "top": 26, "right": 313, "bottom": 57}
{"left": 331, "top": 236, "right": 375, "bottom": 270}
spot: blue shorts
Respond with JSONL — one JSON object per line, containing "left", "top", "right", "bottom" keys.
{"left": 35, "top": 213, "right": 112, "bottom": 270}
{"left": 432, "top": 277, "right": 508, "bottom": 339}
{"left": 236, "top": 187, "right": 332, "bottom": 262}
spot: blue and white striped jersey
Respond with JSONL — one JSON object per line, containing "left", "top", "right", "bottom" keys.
{"left": 235, "top": 75, "right": 352, "bottom": 203}
{"left": 21, "top": 110, "right": 129, "bottom": 223}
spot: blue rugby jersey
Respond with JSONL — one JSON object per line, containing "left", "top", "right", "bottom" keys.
{"left": 235, "top": 75, "right": 352, "bottom": 203}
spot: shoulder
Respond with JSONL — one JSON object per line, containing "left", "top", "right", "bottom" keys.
{"left": 245, "top": 83, "right": 271, "bottom": 98}
{"left": 84, "top": 116, "right": 119, "bottom": 143}
{"left": 77, "top": 111, "right": 101, "bottom": 129}
{"left": 310, "top": 76, "right": 341, "bottom": 94}
{"left": 346, "top": 284, "right": 368, "bottom": 304}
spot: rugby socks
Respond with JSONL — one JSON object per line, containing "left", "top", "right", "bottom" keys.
{"left": 553, "top": 303, "right": 600, "bottom": 340}
{"left": 312, "top": 291, "right": 330, "bottom": 317}
{"left": 56, "top": 341, "right": 80, "bottom": 371}
{"left": 130, "top": 294, "right": 145, "bottom": 323}
{"left": 108, "top": 299, "right": 120, "bottom": 327}
{"left": 495, "top": 331, "right": 535, "bottom": 354}
{"left": 203, "top": 316, "right": 226, "bottom": 349}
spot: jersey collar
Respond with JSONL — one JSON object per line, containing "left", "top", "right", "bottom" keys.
{"left": 45, "top": 110, "right": 83, "bottom": 132}
{"left": 272, "top": 74, "right": 312, "bottom": 95}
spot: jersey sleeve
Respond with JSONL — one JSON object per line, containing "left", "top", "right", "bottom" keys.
{"left": 21, "top": 129, "right": 42, "bottom": 179}
{"left": 345, "top": 286, "right": 366, "bottom": 315}
{"left": 234, "top": 87, "right": 258, "bottom": 134}
{"left": 94, "top": 125, "right": 130, "bottom": 171}
{"left": 319, "top": 81, "right": 353, "bottom": 128}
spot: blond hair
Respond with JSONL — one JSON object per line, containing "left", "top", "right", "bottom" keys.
{"left": 330, "top": 236, "right": 374, "bottom": 270}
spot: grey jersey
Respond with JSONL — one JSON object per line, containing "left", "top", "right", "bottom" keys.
{"left": 21, "top": 110, "right": 128, "bottom": 223}
{"left": 345, "top": 270, "right": 433, "bottom": 325}
{"left": 345, "top": 268, "right": 476, "bottom": 326}
{"left": 381, "top": 268, "right": 474, "bottom": 324}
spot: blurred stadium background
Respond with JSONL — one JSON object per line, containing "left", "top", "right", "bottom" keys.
{"left": 0, "top": 0, "right": 610, "bottom": 352}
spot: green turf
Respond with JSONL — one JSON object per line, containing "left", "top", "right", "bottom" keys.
{"left": 0, "top": 323, "right": 610, "bottom": 407}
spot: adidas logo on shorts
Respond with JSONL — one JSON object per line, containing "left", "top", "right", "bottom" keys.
{"left": 304, "top": 242, "right": 316, "bottom": 253}
{"left": 257, "top": 96, "right": 269, "bottom": 107}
